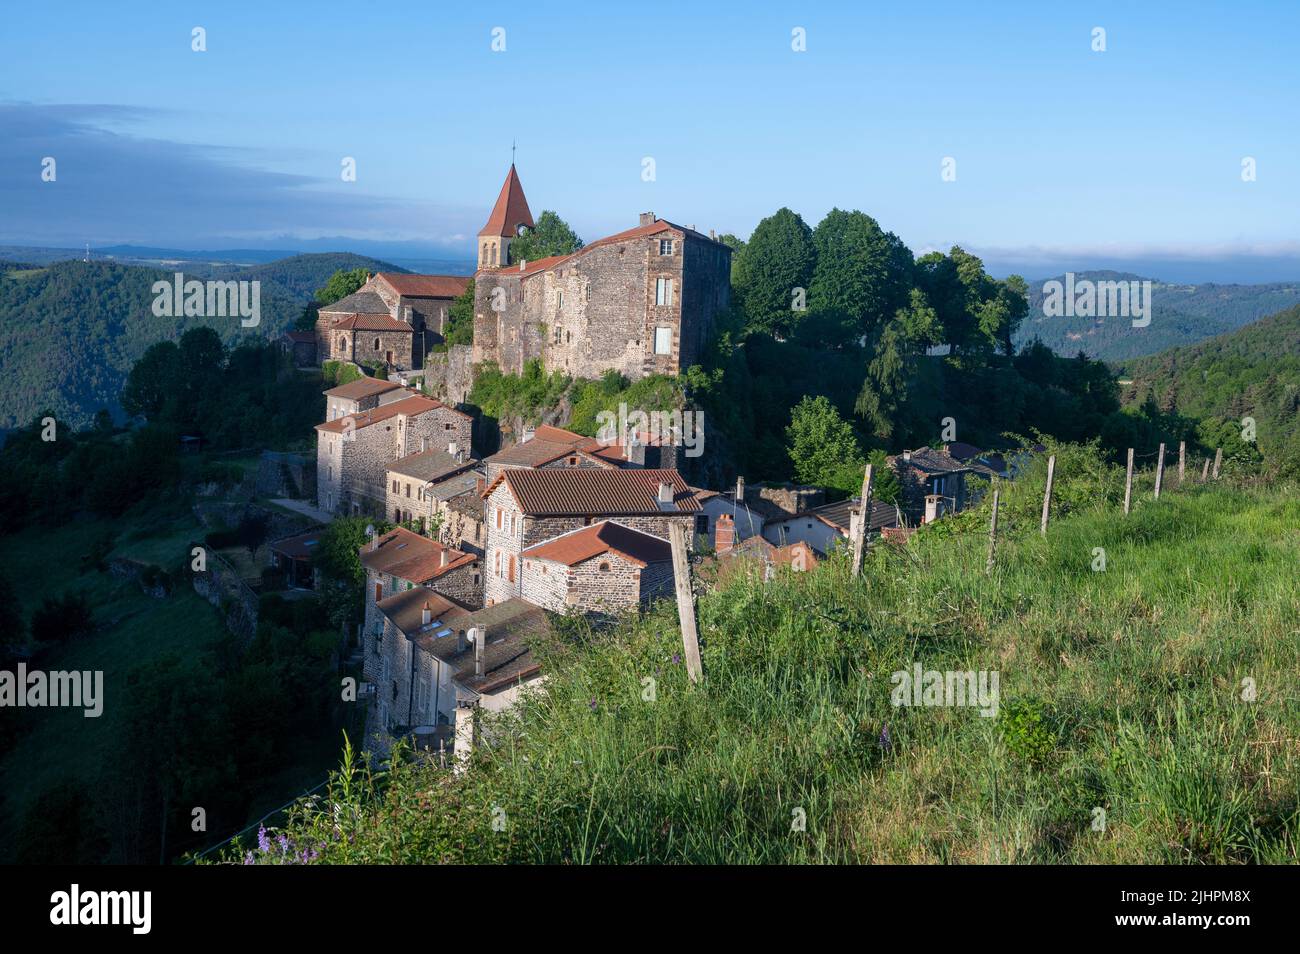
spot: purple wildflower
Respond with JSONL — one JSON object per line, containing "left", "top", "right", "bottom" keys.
{"left": 589, "top": 697, "right": 598, "bottom": 711}
{"left": 672, "top": 653, "right": 681, "bottom": 665}
{"left": 257, "top": 826, "right": 270, "bottom": 853}
{"left": 879, "top": 722, "right": 891, "bottom": 751}
{"left": 244, "top": 851, "right": 255, "bottom": 865}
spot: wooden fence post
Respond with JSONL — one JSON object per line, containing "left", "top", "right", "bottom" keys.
{"left": 850, "top": 463, "right": 874, "bottom": 577}
{"left": 1154, "top": 443, "right": 1165, "bottom": 499}
{"left": 986, "top": 487, "right": 1000, "bottom": 574}
{"left": 1178, "top": 441, "right": 1186, "bottom": 485}
{"left": 1212, "top": 447, "right": 1223, "bottom": 479}
{"left": 668, "top": 521, "right": 703, "bottom": 684}
{"left": 1123, "top": 448, "right": 1134, "bottom": 516}
{"left": 1040, "top": 455, "right": 1056, "bottom": 536}
{"left": 1201, "top": 457, "right": 1210, "bottom": 481}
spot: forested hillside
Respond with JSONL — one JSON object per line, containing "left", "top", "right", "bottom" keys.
{"left": 1015, "top": 271, "right": 1300, "bottom": 361}
{"left": 1121, "top": 303, "right": 1300, "bottom": 477}
{"left": 0, "top": 253, "right": 397, "bottom": 429}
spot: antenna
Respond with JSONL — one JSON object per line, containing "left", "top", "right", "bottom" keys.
{"left": 511, "top": 139, "right": 516, "bottom": 165}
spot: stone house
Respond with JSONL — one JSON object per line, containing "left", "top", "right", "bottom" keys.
{"left": 885, "top": 447, "right": 998, "bottom": 524}
{"left": 315, "top": 394, "right": 473, "bottom": 516}
{"left": 483, "top": 424, "right": 676, "bottom": 482}
{"left": 316, "top": 273, "right": 470, "bottom": 372}
{"left": 278, "top": 330, "right": 317, "bottom": 367}
{"left": 691, "top": 486, "right": 767, "bottom": 550}
{"left": 520, "top": 520, "right": 674, "bottom": 617}
{"left": 385, "top": 448, "right": 478, "bottom": 529}
{"left": 481, "top": 467, "right": 699, "bottom": 607}
{"left": 763, "top": 497, "right": 899, "bottom": 556}
{"left": 472, "top": 164, "right": 732, "bottom": 381}
{"left": 359, "top": 527, "right": 483, "bottom": 647}
{"left": 364, "top": 592, "right": 546, "bottom": 758}
{"left": 323, "top": 376, "right": 406, "bottom": 423}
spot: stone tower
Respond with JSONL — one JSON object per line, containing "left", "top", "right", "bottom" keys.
{"left": 477, "top": 164, "right": 534, "bottom": 270}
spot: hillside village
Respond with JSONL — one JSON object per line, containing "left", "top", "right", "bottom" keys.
{"left": 260, "top": 166, "right": 1035, "bottom": 760}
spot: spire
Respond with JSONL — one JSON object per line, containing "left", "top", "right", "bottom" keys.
{"left": 479, "top": 164, "right": 534, "bottom": 238}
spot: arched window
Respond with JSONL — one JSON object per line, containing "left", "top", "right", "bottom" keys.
{"left": 373, "top": 337, "right": 381, "bottom": 351}
{"left": 598, "top": 562, "right": 611, "bottom": 573}
{"left": 339, "top": 335, "right": 349, "bottom": 351}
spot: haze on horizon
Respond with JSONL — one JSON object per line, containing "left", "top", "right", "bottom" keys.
{"left": 2, "top": 0, "right": 1299, "bottom": 283}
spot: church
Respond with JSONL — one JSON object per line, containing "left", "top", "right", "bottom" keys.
{"left": 471, "top": 165, "right": 734, "bottom": 380}
{"left": 313, "top": 165, "right": 733, "bottom": 386}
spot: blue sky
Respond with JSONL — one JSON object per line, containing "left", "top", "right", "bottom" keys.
{"left": 2, "top": 0, "right": 1298, "bottom": 279}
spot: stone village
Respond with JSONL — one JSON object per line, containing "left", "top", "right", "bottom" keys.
{"left": 272, "top": 166, "right": 1012, "bottom": 759}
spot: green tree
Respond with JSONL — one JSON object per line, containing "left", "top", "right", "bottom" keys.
{"left": 121, "top": 341, "right": 181, "bottom": 420}
{"left": 442, "top": 279, "right": 475, "bottom": 349}
{"left": 807, "top": 208, "right": 914, "bottom": 345}
{"left": 785, "top": 395, "right": 865, "bottom": 490}
{"left": 509, "top": 211, "right": 583, "bottom": 262}
{"left": 733, "top": 208, "right": 817, "bottom": 338}
{"left": 314, "top": 267, "right": 372, "bottom": 306}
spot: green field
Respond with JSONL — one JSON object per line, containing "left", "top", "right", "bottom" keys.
{"left": 258, "top": 464, "right": 1299, "bottom": 864}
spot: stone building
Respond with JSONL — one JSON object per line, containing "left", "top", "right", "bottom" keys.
{"left": 315, "top": 392, "right": 474, "bottom": 516}
{"left": 520, "top": 520, "right": 674, "bottom": 617}
{"left": 885, "top": 447, "right": 998, "bottom": 524}
{"left": 763, "top": 498, "right": 899, "bottom": 556}
{"left": 315, "top": 272, "right": 470, "bottom": 372}
{"left": 363, "top": 593, "right": 546, "bottom": 758}
{"left": 385, "top": 448, "right": 477, "bottom": 526}
{"left": 323, "top": 376, "right": 406, "bottom": 423}
{"left": 472, "top": 165, "right": 732, "bottom": 381}
{"left": 481, "top": 467, "right": 699, "bottom": 607}
{"left": 359, "top": 527, "right": 484, "bottom": 641}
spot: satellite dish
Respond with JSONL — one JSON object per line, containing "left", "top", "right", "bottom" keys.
{"left": 365, "top": 524, "right": 375, "bottom": 537}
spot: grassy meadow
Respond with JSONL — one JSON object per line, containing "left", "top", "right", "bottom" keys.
{"left": 255, "top": 448, "right": 1299, "bottom": 864}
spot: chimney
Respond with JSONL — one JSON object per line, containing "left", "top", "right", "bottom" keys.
{"left": 715, "top": 513, "right": 735, "bottom": 553}
{"left": 709, "top": 229, "right": 716, "bottom": 241}
{"left": 735, "top": 476, "right": 745, "bottom": 502}
{"left": 519, "top": 259, "right": 527, "bottom": 272}
{"left": 903, "top": 449, "right": 911, "bottom": 462}
{"left": 456, "top": 628, "right": 467, "bottom": 652}
{"left": 657, "top": 482, "right": 674, "bottom": 507}
{"left": 420, "top": 436, "right": 427, "bottom": 453}
{"left": 448, "top": 441, "right": 459, "bottom": 458}
{"left": 924, "top": 494, "right": 945, "bottom": 525}
{"left": 421, "top": 601, "right": 432, "bottom": 626}
{"left": 440, "top": 548, "right": 449, "bottom": 568}
{"left": 475, "top": 475, "right": 486, "bottom": 495}
{"left": 522, "top": 425, "right": 535, "bottom": 443}
{"left": 471, "top": 626, "right": 485, "bottom": 677}
{"left": 639, "top": 212, "right": 655, "bottom": 226}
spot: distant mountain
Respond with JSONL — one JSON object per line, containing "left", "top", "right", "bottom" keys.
{"left": 1120, "top": 303, "right": 1300, "bottom": 475}
{"left": 0, "top": 252, "right": 401, "bottom": 429}
{"left": 1014, "top": 270, "right": 1300, "bottom": 361}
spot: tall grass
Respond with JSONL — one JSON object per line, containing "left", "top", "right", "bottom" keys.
{"left": 243, "top": 457, "right": 1299, "bottom": 864}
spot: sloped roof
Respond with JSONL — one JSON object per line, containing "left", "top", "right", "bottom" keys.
{"left": 479, "top": 164, "right": 534, "bottom": 238}
{"left": 375, "top": 273, "right": 470, "bottom": 299}
{"left": 315, "top": 395, "right": 447, "bottom": 433}
{"left": 328, "top": 313, "right": 411, "bottom": 332}
{"left": 388, "top": 448, "right": 476, "bottom": 483}
{"left": 414, "top": 598, "right": 549, "bottom": 694}
{"left": 324, "top": 377, "right": 404, "bottom": 401}
{"left": 268, "top": 528, "right": 325, "bottom": 561}
{"left": 376, "top": 588, "right": 471, "bottom": 638}
{"left": 889, "top": 447, "right": 972, "bottom": 476}
{"left": 319, "top": 288, "right": 390, "bottom": 315}
{"left": 485, "top": 468, "right": 699, "bottom": 516}
{"left": 358, "top": 527, "right": 477, "bottom": 583}
{"left": 523, "top": 520, "right": 671, "bottom": 568}
{"left": 769, "top": 498, "right": 898, "bottom": 534}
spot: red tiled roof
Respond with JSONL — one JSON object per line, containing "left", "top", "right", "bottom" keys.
{"left": 532, "top": 424, "right": 588, "bottom": 444}
{"left": 323, "top": 377, "right": 404, "bottom": 400}
{"left": 523, "top": 520, "right": 671, "bottom": 568}
{"left": 328, "top": 313, "right": 411, "bottom": 332}
{"left": 359, "top": 526, "right": 476, "bottom": 583}
{"left": 376, "top": 587, "right": 471, "bottom": 636}
{"left": 484, "top": 468, "right": 700, "bottom": 516}
{"left": 479, "top": 164, "right": 534, "bottom": 238}
{"left": 375, "top": 273, "right": 470, "bottom": 299}
{"left": 283, "top": 330, "right": 315, "bottom": 343}
{"left": 315, "top": 394, "right": 446, "bottom": 433}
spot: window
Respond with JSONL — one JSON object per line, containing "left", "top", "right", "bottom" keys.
{"left": 654, "top": 327, "right": 672, "bottom": 355}
{"left": 557, "top": 290, "right": 564, "bottom": 310}
{"left": 339, "top": 335, "right": 349, "bottom": 351}
{"left": 405, "top": 483, "right": 411, "bottom": 498}
{"left": 392, "top": 479, "right": 398, "bottom": 493}
{"left": 598, "top": 562, "right": 611, "bottom": 573}
{"left": 694, "top": 514, "right": 709, "bottom": 535}
{"left": 373, "top": 337, "right": 381, "bottom": 351}
{"left": 496, "top": 507, "right": 503, "bottom": 529}
{"left": 374, "top": 582, "right": 382, "bottom": 602}
{"left": 508, "top": 555, "right": 516, "bottom": 582}
{"left": 658, "top": 239, "right": 674, "bottom": 255}
{"left": 655, "top": 277, "right": 673, "bottom": 306}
